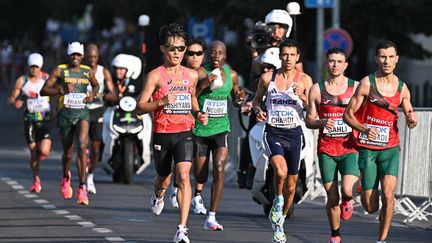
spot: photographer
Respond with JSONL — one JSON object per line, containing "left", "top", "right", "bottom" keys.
{"left": 238, "top": 9, "right": 299, "bottom": 188}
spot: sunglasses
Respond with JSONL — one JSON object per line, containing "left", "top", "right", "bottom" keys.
{"left": 186, "top": 50, "right": 204, "bottom": 57}
{"left": 165, "top": 45, "right": 186, "bottom": 52}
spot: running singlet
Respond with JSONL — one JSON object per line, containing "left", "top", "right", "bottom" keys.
{"left": 353, "top": 74, "right": 403, "bottom": 149}
{"left": 194, "top": 65, "right": 233, "bottom": 137}
{"left": 265, "top": 70, "right": 303, "bottom": 129}
{"left": 58, "top": 64, "right": 91, "bottom": 118}
{"left": 152, "top": 65, "right": 195, "bottom": 133}
{"left": 21, "top": 73, "right": 50, "bottom": 121}
{"left": 318, "top": 79, "right": 357, "bottom": 156}
{"left": 87, "top": 65, "right": 105, "bottom": 109}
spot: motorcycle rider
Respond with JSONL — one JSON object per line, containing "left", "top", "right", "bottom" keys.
{"left": 253, "top": 40, "right": 313, "bottom": 243}
{"left": 101, "top": 54, "right": 152, "bottom": 175}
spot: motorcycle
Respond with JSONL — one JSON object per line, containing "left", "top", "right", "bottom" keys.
{"left": 101, "top": 96, "right": 152, "bottom": 184}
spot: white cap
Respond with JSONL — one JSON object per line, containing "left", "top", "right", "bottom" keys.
{"left": 28, "top": 53, "right": 43, "bottom": 67}
{"left": 67, "top": 42, "right": 84, "bottom": 56}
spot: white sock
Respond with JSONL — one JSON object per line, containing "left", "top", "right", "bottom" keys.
{"left": 87, "top": 173, "right": 94, "bottom": 181}
{"left": 178, "top": 224, "right": 186, "bottom": 230}
{"left": 208, "top": 211, "right": 216, "bottom": 221}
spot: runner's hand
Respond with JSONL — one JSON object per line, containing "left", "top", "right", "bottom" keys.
{"left": 203, "top": 74, "right": 217, "bottom": 89}
{"left": 365, "top": 127, "right": 378, "bottom": 140}
{"left": 293, "top": 83, "right": 306, "bottom": 102}
{"left": 256, "top": 111, "right": 266, "bottom": 122}
{"left": 84, "top": 95, "right": 94, "bottom": 103}
{"left": 14, "top": 99, "right": 24, "bottom": 109}
{"left": 324, "top": 118, "right": 335, "bottom": 131}
{"left": 406, "top": 110, "right": 417, "bottom": 129}
{"left": 197, "top": 112, "right": 208, "bottom": 125}
{"left": 160, "top": 93, "right": 176, "bottom": 106}
{"left": 235, "top": 89, "right": 246, "bottom": 104}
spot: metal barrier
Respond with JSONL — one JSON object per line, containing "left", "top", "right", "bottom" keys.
{"left": 395, "top": 108, "right": 432, "bottom": 222}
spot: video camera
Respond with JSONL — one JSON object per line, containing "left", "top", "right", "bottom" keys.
{"left": 248, "top": 21, "right": 275, "bottom": 50}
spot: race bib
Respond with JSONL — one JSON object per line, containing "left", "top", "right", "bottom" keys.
{"left": 323, "top": 119, "right": 352, "bottom": 137}
{"left": 358, "top": 123, "right": 390, "bottom": 147}
{"left": 27, "top": 97, "right": 50, "bottom": 113}
{"left": 164, "top": 93, "right": 192, "bottom": 114}
{"left": 203, "top": 99, "right": 227, "bottom": 118}
{"left": 64, "top": 93, "right": 86, "bottom": 109}
{"left": 268, "top": 105, "right": 297, "bottom": 129}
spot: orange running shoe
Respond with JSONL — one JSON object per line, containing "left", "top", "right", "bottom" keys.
{"left": 29, "top": 179, "right": 42, "bottom": 193}
{"left": 61, "top": 171, "right": 73, "bottom": 199}
{"left": 77, "top": 185, "right": 89, "bottom": 205}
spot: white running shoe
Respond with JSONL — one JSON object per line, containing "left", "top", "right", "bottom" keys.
{"left": 87, "top": 173, "right": 96, "bottom": 194}
{"left": 169, "top": 187, "right": 179, "bottom": 208}
{"left": 204, "top": 218, "right": 223, "bottom": 231}
{"left": 173, "top": 225, "right": 190, "bottom": 243}
{"left": 151, "top": 194, "right": 164, "bottom": 215}
{"left": 191, "top": 195, "right": 207, "bottom": 215}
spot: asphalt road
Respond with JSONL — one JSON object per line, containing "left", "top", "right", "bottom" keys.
{"left": 0, "top": 91, "right": 430, "bottom": 243}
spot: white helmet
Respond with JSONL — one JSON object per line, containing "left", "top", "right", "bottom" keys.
{"left": 257, "top": 47, "right": 281, "bottom": 69}
{"left": 111, "top": 54, "right": 142, "bottom": 79}
{"left": 265, "top": 9, "right": 293, "bottom": 38}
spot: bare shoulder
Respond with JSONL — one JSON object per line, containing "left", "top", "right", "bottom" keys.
{"left": 145, "top": 68, "right": 162, "bottom": 85}
{"left": 299, "top": 72, "right": 313, "bottom": 83}
{"left": 229, "top": 69, "right": 238, "bottom": 77}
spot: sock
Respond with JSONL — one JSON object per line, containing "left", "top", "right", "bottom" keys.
{"left": 178, "top": 224, "right": 186, "bottom": 230}
{"left": 331, "top": 227, "right": 340, "bottom": 237}
{"left": 79, "top": 183, "right": 86, "bottom": 188}
{"left": 275, "top": 195, "right": 284, "bottom": 205}
{"left": 87, "top": 173, "right": 94, "bottom": 181}
{"left": 173, "top": 183, "right": 178, "bottom": 188}
{"left": 208, "top": 211, "right": 216, "bottom": 221}
{"left": 342, "top": 195, "right": 352, "bottom": 201}
{"left": 194, "top": 189, "right": 202, "bottom": 197}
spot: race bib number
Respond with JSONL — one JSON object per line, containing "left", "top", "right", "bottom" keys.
{"left": 64, "top": 93, "right": 86, "bottom": 109}
{"left": 164, "top": 93, "right": 192, "bottom": 114}
{"left": 358, "top": 123, "right": 390, "bottom": 147}
{"left": 203, "top": 99, "right": 227, "bottom": 118}
{"left": 323, "top": 119, "right": 352, "bottom": 137}
{"left": 268, "top": 106, "right": 297, "bottom": 129}
{"left": 27, "top": 97, "right": 50, "bottom": 113}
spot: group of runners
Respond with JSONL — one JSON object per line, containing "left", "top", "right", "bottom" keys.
{"left": 7, "top": 13, "right": 418, "bottom": 243}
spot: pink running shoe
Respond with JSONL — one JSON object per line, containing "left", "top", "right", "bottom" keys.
{"left": 340, "top": 198, "right": 354, "bottom": 220}
{"left": 29, "top": 180, "right": 42, "bottom": 193}
{"left": 61, "top": 171, "right": 73, "bottom": 199}
{"left": 77, "top": 185, "right": 89, "bottom": 205}
{"left": 328, "top": 236, "right": 341, "bottom": 243}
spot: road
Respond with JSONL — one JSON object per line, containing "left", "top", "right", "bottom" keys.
{"left": 0, "top": 91, "right": 430, "bottom": 243}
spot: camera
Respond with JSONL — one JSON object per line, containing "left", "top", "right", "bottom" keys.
{"left": 248, "top": 21, "right": 274, "bottom": 49}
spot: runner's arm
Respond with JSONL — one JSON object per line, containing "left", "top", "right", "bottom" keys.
{"left": 8, "top": 76, "right": 24, "bottom": 107}
{"left": 230, "top": 70, "right": 245, "bottom": 107}
{"left": 299, "top": 74, "right": 313, "bottom": 108}
{"left": 252, "top": 74, "right": 269, "bottom": 121}
{"left": 305, "top": 84, "right": 326, "bottom": 129}
{"left": 400, "top": 83, "right": 417, "bottom": 128}
{"left": 85, "top": 70, "right": 100, "bottom": 103}
{"left": 102, "top": 67, "right": 117, "bottom": 102}
{"left": 343, "top": 76, "right": 370, "bottom": 133}
{"left": 40, "top": 67, "right": 62, "bottom": 96}
{"left": 136, "top": 70, "right": 174, "bottom": 115}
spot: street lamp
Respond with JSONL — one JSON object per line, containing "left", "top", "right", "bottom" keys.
{"left": 138, "top": 15, "right": 150, "bottom": 75}
{"left": 287, "top": 2, "right": 301, "bottom": 41}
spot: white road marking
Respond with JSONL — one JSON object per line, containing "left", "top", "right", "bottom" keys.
{"left": 24, "top": 194, "right": 38, "bottom": 198}
{"left": 77, "top": 221, "right": 95, "bottom": 227}
{"left": 11, "top": 185, "right": 24, "bottom": 190}
{"left": 106, "top": 237, "right": 125, "bottom": 242}
{"left": 41, "top": 204, "right": 57, "bottom": 209}
{"left": 53, "top": 210, "right": 70, "bottom": 215}
{"left": 65, "top": 215, "right": 82, "bottom": 220}
{"left": 93, "top": 228, "right": 113, "bottom": 233}
{"left": 34, "top": 199, "right": 49, "bottom": 204}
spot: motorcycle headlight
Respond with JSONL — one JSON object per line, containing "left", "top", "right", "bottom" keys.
{"left": 119, "top": 96, "right": 137, "bottom": 112}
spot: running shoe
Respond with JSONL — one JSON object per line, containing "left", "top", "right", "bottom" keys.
{"left": 151, "top": 194, "right": 164, "bottom": 215}
{"left": 191, "top": 195, "right": 207, "bottom": 215}
{"left": 340, "top": 198, "right": 354, "bottom": 220}
{"left": 61, "top": 171, "right": 73, "bottom": 199}
{"left": 169, "top": 187, "right": 179, "bottom": 208}
{"left": 204, "top": 218, "right": 224, "bottom": 231}
{"left": 173, "top": 225, "right": 190, "bottom": 243}
{"left": 29, "top": 179, "right": 42, "bottom": 193}
{"left": 77, "top": 185, "right": 89, "bottom": 205}
{"left": 328, "top": 236, "right": 341, "bottom": 243}
{"left": 87, "top": 174, "right": 96, "bottom": 194}
{"left": 272, "top": 225, "right": 286, "bottom": 243}
{"left": 269, "top": 200, "right": 283, "bottom": 226}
